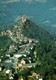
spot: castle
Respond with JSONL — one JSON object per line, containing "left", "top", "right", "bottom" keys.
{"left": 22, "top": 17, "right": 27, "bottom": 23}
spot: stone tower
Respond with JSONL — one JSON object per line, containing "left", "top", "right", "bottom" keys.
{"left": 22, "top": 17, "right": 27, "bottom": 23}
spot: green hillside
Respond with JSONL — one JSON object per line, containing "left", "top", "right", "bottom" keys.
{"left": 0, "top": 35, "right": 14, "bottom": 56}
{"left": 0, "top": 19, "right": 54, "bottom": 55}
{"left": 20, "top": 19, "right": 54, "bottom": 42}
{"left": 34, "top": 41, "right": 56, "bottom": 80}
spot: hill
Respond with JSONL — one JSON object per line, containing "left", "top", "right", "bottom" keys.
{"left": 0, "top": 35, "right": 14, "bottom": 56}
{"left": 1, "top": 18, "right": 54, "bottom": 43}
{"left": 0, "top": 18, "right": 56, "bottom": 80}
{"left": 20, "top": 18, "right": 54, "bottom": 42}
{"left": 0, "top": 18, "right": 54, "bottom": 56}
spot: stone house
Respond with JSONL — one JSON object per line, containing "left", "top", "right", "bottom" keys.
{"left": 21, "top": 59, "right": 26, "bottom": 65}
{"left": 0, "top": 67, "right": 2, "bottom": 71}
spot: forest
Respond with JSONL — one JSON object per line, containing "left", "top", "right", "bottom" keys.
{"left": 0, "top": 35, "right": 14, "bottom": 56}
{"left": 22, "top": 20, "right": 54, "bottom": 42}
{"left": 34, "top": 42, "right": 56, "bottom": 80}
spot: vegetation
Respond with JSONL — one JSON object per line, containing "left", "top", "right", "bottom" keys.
{"left": 0, "top": 35, "right": 14, "bottom": 56}
{"left": 14, "top": 42, "right": 56, "bottom": 80}
{"left": 22, "top": 20, "right": 54, "bottom": 42}
{"left": 33, "top": 42, "right": 56, "bottom": 80}
{"left": 0, "top": 19, "right": 56, "bottom": 80}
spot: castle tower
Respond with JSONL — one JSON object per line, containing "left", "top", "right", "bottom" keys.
{"left": 22, "top": 17, "right": 27, "bottom": 23}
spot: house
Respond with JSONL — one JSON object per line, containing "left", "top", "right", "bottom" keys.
{"left": 9, "top": 45, "right": 14, "bottom": 50}
{"left": 32, "top": 73, "right": 43, "bottom": 80}
{"left": 38, "top": 76, "right": 43, "bottom": 80}
{"left": 18, "top": 63, "right": 22, "bottom": 67}
{"left": 6, "top": 54, "right": 10, "bottom": 57}
{"left": 23, "top": 67, "right": 27, "bottom": 70}
{"left": 0, "top": 59, "right": 1, "bottom": 62}
{"left": 3, "top": 60, "right": 13, "bottom": 70}
{"left": 1, "top": 56, "right": 3, "bottom": 58}
{"left": 21, "top": 59, "right": 26, "bottom": 65}
{"left": 14, "top": 53, "right": 27, "bottom": 58}
{"left": 28, "top": 75, "right": 33, "bottom": 78}
{"left": 39, "top": 79, "right": 43, "bottom": 80}
{"left": 13, "top": 63, "right": 17, "bottom": 70}
{"left": 6, "top": 69, "right": 11, "bottom": 74}
{"left": 32, "top": 72, "right": 39, "bottom": 79}
{"left": 18, "top": 76, "right": 24, "bottom": 80}
{"left": 14, "top": 25, "right": 18, "bottom": 28}
{"left": 2, "top": 69, "right": 6, "bottom": 76}
{"left": 5, "top": 60, "right": 12, "bottom": 63}
{"left": 10, "top": 57, "right": 18, "bottom": 63}
{"left": 29, "top": 60, "right": 31, "bottom": 63}
{"left": 34, "top": 51, "right": 37, "bottom": 57}
{"left": 26, "top": 51, "right": 30, "bottom": 54}
{"left": 34, "top": 51, "right": 37, "bottom": 55}
{"left": 22, "top": 63, "right": 36, "bottom": 68}
{"left": 9, "top": 76, "right": 14, "bottom": 80}
{"left": 0, "top": 67, "right": 2, "bottom": 71}
{"left": 29, "top": 40, "right": 32, "bottom": 43}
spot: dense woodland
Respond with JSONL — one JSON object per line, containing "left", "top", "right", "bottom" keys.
{"left": 22, "top": 20, "right": 54, "bottom": 42}
{"left": 34, "top": 42, "right": 56, "bottom": 80}
{"left": 0, "top": 35, "right": 14, "bottom": 56}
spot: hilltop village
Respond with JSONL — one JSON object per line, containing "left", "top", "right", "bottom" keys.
{"left": 0, "top": 36, "right": 43, "bottom": 80}
{"left": 0, "top": 18, "right": 56, "bottom": 80}
{"left": 0, "top": 18, "right": 43, "bottom": 80}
